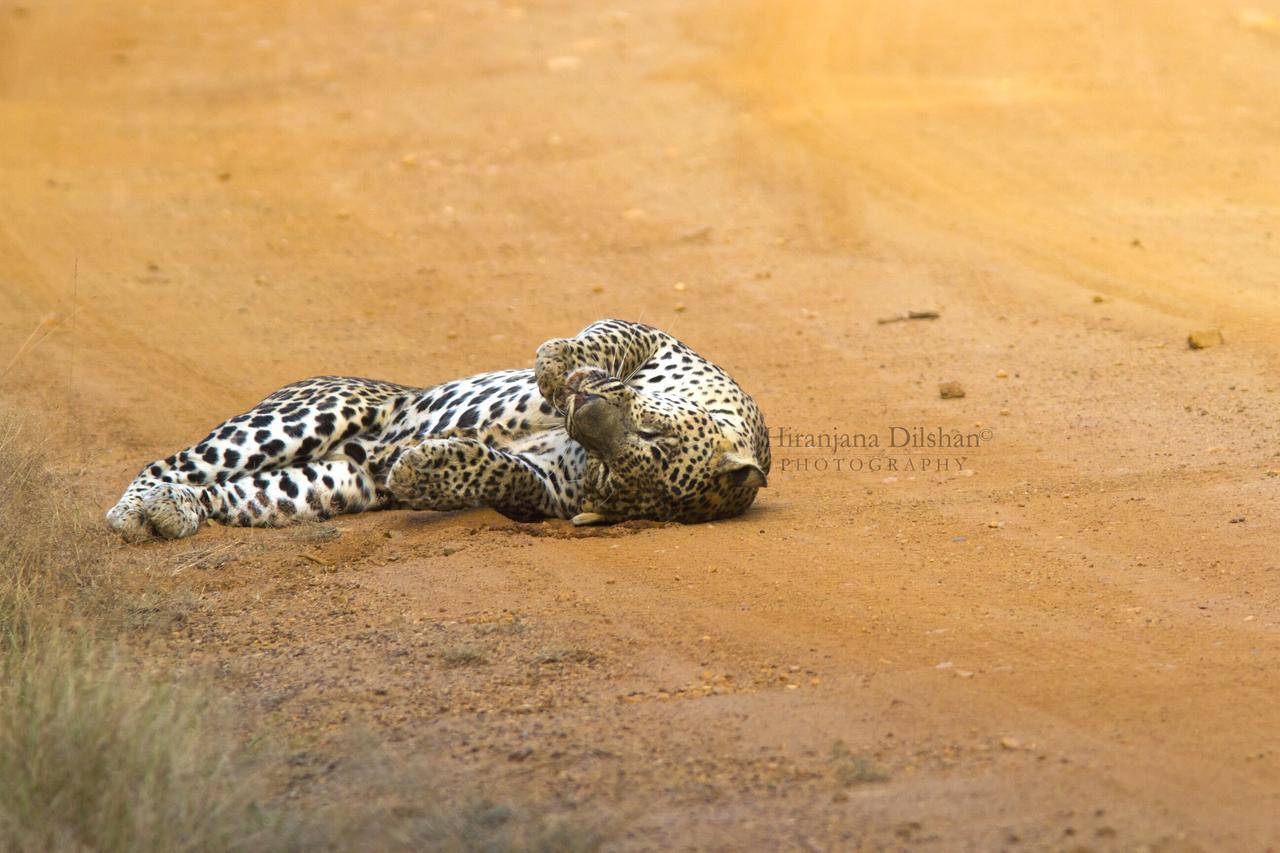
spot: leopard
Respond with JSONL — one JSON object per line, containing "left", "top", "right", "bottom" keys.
{"left": 106, "top": 319, "right": 770, "bottom": 542}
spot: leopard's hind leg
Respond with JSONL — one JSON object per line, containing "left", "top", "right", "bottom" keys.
{"left": 198, "top": 457, "right": 384, "bottom": 528}
{"left": 108, "top": 377, "right": 409, "bottom": 541}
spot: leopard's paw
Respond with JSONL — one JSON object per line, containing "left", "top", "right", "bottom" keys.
{"left": 107, "top": 484, "right": 205, "bottom": 542}
{"left": 140, "top": 483, "right": 206, "bottom": 540}
{"left": 534, "top": 338, "right": 591, "bottom": 411}
{"left": 386, "top": 438, "right": 483, "bottom": 510}
{"left": 106, "top": 499, "right": 150, "bottom": 544}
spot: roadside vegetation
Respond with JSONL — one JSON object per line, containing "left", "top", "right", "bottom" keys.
{"left": 0, "top": 413, "right": 602, "bottom": 852}
{"left": 0, "top": 415, "right": 296, "bottom": 851}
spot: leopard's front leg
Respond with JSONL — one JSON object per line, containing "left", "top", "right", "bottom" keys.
{"left": 386, "top": 438, "right": 575, "bottom": 522}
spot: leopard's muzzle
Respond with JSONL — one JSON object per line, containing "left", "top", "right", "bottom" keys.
{"left": 566, "top": 392, "right": 626, "bottom": 457}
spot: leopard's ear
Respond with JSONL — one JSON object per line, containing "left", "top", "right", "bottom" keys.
{"left": 717, "top": 453, "right": 767, "bottom": 489}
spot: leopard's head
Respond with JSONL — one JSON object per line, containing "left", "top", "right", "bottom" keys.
{"left": 561, "top": 368, "right": 767, "bottom": 525}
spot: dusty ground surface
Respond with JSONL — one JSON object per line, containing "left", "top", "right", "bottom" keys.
{"left": 3, "top": 0, "right": 1280, "bottom": 848}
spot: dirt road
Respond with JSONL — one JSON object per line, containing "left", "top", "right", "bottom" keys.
{"left": 3, "top": 0, "right": 1278, "bottom": 848}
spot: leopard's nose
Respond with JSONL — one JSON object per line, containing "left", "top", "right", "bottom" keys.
{"left": 573, "top": 392, "right": 601, "bottom": 410}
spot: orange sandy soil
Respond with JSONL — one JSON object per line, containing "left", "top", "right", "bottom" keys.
{"left": 3, "top": 0, "right": 1280, "bottom": 849}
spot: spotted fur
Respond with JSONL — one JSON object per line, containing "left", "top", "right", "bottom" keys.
{"left": 107, "top": 319, "right": 769, "bottom": 541}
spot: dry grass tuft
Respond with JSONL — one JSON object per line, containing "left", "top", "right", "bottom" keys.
{"left": 530, "top": 647, "right": 597, "bottom": 665}
{"left": 830, "top": 740, "right": 890, "bottom": 786}
{"left": 442, "top": 643, "right": 489, "bottom": 666}
{"left": 0, "top": 637, "right": 295, "bottom": 852}
{"left": 0, "top": 417, "right": 109, "bottom": 641}
{"left": 0, "top": 414, "right": 296, "bottom": 852}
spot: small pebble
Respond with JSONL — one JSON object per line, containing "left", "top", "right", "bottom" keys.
{"left": 1187, "top": 329, "right": 1223, "bottom": 349}
{"left": 939, "top": 381, "right": 965, "bottom": 399}
{"left": 995, "top": 369, "right": 1009, "bottom": 379}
